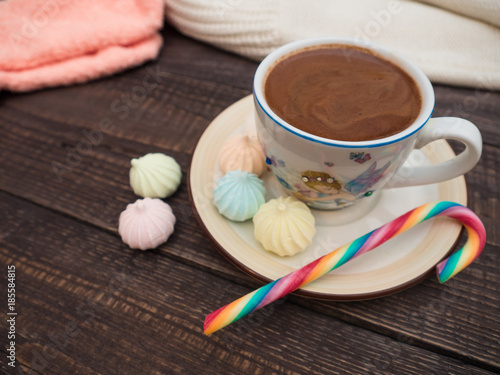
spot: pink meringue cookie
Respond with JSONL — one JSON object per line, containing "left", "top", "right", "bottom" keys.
{"left": 118, "top": 198, "right": 175, "bottom": 250}
{"left": 219, "top": 134, "right": 266, "bottom": 176}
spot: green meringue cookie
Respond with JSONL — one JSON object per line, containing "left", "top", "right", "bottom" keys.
{"left": 129, "top": 153, "right": 182, "bottom": 198}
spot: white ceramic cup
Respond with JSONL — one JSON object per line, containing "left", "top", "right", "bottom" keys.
{"left": 253, "top": 37, "right": 482, "bottom": 210}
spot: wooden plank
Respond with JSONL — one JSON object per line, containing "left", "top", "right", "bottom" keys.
{"left": 0, "top": 106, "right": 247, "bottom": 286}
{"left": 290, "top": 250, "right": 500, "bottom": 370}
{"left": 0, "top": 193, "right": 496, "bottom": 375}
{"left": 466, "top": 145, "right": 499, "bottom": 246}
{"left": 1, "top": 71, "right": 249, "bottom": 155}
{"left": 0, "top": 78, "right": 499, "bottom": 371}
{"left": 0, "top": 362, "right": 40, "bottom": 375}
{"left": 433, "top": 84, "right": 500, "bottom": 147}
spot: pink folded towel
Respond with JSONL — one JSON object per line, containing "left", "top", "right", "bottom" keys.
{"left": 0, "top": 0, "right": 165, "bottom": 92}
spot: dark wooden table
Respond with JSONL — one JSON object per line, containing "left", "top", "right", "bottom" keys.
{"left": 1, "top": 25, "right": 499, "bottom": 375}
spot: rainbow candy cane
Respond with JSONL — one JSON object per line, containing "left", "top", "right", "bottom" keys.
{"left": 204, "top": 201, "right": 486, "bottom": 335}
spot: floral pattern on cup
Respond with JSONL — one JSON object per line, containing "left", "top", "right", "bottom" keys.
{"left": 350, "top": 152, "right": 371, "bottom": 164}
{"left": 265, "top": 151, "right": 392, "bottom": 209}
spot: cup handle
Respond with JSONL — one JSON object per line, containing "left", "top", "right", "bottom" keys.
{"left": 389, "top": 117, "right": 482, "bottom": 188}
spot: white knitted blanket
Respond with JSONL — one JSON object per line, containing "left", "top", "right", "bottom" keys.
{"left": 165, "top": 0, "right": 500, "bottom": 90}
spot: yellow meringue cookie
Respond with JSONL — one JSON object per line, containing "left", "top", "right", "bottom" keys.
{"left": 219, "top": 134, "right": 266, "bottom": 176}
{"left": 253, "top": 196, "right": 316, "bottom": 256}
{"left": 129, "top": 153, "right": 182, "bottom": 198}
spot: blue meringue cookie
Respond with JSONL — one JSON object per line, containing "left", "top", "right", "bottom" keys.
{"left": 213, "top": 170, "right": 266, "bottom": 222}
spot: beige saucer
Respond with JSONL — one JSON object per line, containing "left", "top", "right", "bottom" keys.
{"left": 189, "top": 95, "right": 467, "bottom": 300}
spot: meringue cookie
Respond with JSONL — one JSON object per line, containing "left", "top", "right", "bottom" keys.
{"left": 253, "top": 196, "right": 316, "bottom": 256}
{"left": 129, "top": 153, "right": 182, "bottom": 198}
{"left": 219, "top": 134, "right": 266, "bottom": 176}
{"left": 118, "top": 198, "right": 175, "bottom": 250}
{"left": 213, "top": 170, "right": 266, "bottom": 222}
